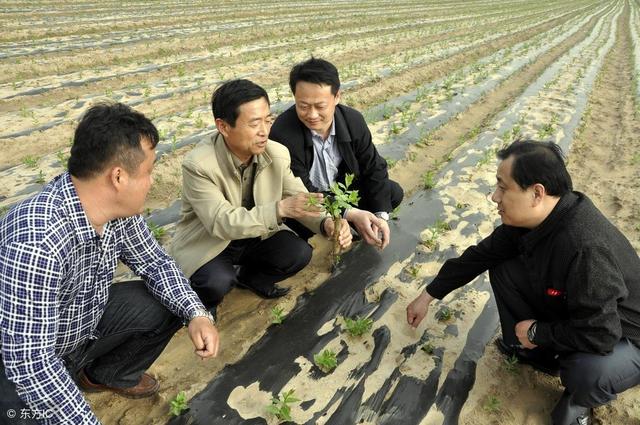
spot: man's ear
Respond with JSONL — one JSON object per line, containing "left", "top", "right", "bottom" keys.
{"left": 334, "top": 89, "right": 341, "bottom": 104}
{"left": 215, "top": 118, "right": 229, "bottom": 138}
{"left": 109, "top": 166, "right": 126, "bottom": 191}
{"left": 531, "top": 183, "right": 546, "bottom": 206}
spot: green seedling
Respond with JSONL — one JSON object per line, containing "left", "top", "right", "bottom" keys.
{"left": 421, "top": 342, "right": 435, "bottom": 355}
{"left": 22, "top": 155, "right": 39, "bottom": 169}
{"left": 406, "top": 264, "right": 421, "bottom": 279}
{"left": 390, "top": 122, "right": 401, "bottom": 135}
{"left": 343, "top": 316, "right": 373, "bottom": 337}
{"left": 435, "top": 306, "right": 452, "bottom": 322}
{"left": 421, "top": 230, "right": 439, "bottom": 250}
{"left": 266, "top": 389, "right": 299, "bottom": 422}
{"left": 455, "top": 202, "right": 468, "bottom": 209}
{"left": 56, "top": 150, "right": 69, "bottom": 169}
{"left": 0, "top": 206, "right": 9, "bottom": 218}
{"left": 390, "top": 205, "right": 400, "bottom": 220}
{"left": 478, "top": 147, "right": 497, "bottom": 168}
{"left": 271, "top": 306, "right": 285, "bottom": 324}
{"left": 35, "top": 170, "right": 45, "bottom": 184}
{"left": 195, "top": 116, "right": 206, "bottom": 129}
{"left": 511, "top": 124, "right": 522, "bottom": 139}
{"left": 385, "top": 157, "right": 398, "bottom": 168}
{"left": 434, "top": 219, "right": 451, "bottom": 233}
{"left": 483, "top": 395, "right": 501, "bottom": 413}
{"left": 631, "top": 153, "right": 640, "bottom": 165}
{"left": 148, "top": 221, "right": 166, "bottom": 241}
{"left": 422, "top": 171, "right": 436, "bottom": 189}
{"left": 313, "top": 349, "right": 338, "bottom": 373}
{"left": 170, "top": 391, "right": 189, "bottom": 416}
{"left": 503, "top": 353, "right": 519, "bottom": 374}
{"left": 312, "top": 174, "right": 360, "bottom": 265}
{"left": 177, "top": 63, "right": 186, "bottom": 78}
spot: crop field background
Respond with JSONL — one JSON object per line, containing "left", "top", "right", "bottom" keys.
{"left": 1, "top": 0, "right": 640, "bottom": 424}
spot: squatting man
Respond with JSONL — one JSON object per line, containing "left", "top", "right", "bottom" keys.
{"left": 406, "top": 140, "right": 640, "bottom": 425}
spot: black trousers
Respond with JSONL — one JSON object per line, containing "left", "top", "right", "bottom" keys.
{"left": 490, "top": 258, "right": 640, "bottom": 424}
{"left": 0, "top": 281, "right": 182, "bottom": 424}
{"left": 286, "top": 178, "right": 404, "bottom": 241}
{"left": 189, "top": 230, "right": 312, "bottom": 308}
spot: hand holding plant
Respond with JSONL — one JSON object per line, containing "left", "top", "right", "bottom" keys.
{"left": 278, "top": 192, "right": 324, "bottom": 219}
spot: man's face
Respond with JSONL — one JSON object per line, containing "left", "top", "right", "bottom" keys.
{"left": 218, "top": 97, "right": 272, "bottom": 162}
{"left": 293, "top": 82, "right": 340, "bottom": 138}
{"left": 491, "top": 155, "right": 537, "bottom": 228}
{"left": 121, "top": 137, "right": 155, "bottom": 216}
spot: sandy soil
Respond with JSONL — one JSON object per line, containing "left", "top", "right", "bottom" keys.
{"left": 1, "top": 1, "right": 638, "bottom": 425}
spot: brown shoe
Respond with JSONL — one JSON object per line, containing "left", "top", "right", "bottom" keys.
{"left": 77, "top": 369, "right": 160, "bottom": 399}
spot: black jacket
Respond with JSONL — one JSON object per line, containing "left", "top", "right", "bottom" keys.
{"left": 426, "top": 192, "right": 640, "bottom": 354}
{"left": 269, "top": 104, "right": 393, "bottom": 212}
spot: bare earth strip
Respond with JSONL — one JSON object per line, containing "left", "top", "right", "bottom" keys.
{"left": 459, "top": 4, "right": 640, "bottom": 424}
{"left": 388, "top": 7, "right": 604, "bottom": 197}
{"left": 567, "top": 2, "right": 640, "bottom": 253}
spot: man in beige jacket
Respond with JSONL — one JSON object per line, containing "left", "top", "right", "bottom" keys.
{"left": 171, "top": 79, "right": 351, "bottom": 316}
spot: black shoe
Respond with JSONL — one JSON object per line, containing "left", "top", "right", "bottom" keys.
{"left": 236, "top": 281, "right": 290, "bottom": 299}
{"left": 551, "top": 390, "right": 592, "bottom": 425}
{"left": 495, "top": 337, "right": 561, "bottom": 376}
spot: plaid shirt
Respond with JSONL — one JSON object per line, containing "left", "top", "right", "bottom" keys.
{"left": 0, "top": 173, "right": 204, "bottom": 424}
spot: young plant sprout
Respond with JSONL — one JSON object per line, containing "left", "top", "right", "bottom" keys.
{"left": 313, "top": 349, "right": 338, "bottom": 373}
{"left": 266, "top": 389, "right": 299, "bottom": 422}
{"left": 435, "top": 305, "right": 453, "bottom": 322}
{"left": 308, "top": 173, "right": 360, "bottom": 265}
{"left": 343, "top": 316, "right": 374, "bottom": 337}
{"left": 147, "top": 220, "right": 166, "bottom": 241}
{"left": 271, "top": 306, "right": 285, "bottom": 324}
{"left": 421, "top": 342, "right": 435, "bottom": 355}
{"left": 169, "top": 391, "right": 188, "bottom": 416}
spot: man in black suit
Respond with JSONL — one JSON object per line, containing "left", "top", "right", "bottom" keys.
{"left": 270, "top": 57, "right": 403, "bottom": 249}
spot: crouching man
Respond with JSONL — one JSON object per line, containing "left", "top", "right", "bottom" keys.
{"left": 171, "top": 79, "right": 351, "bottom": 317}
{"left": 406, "top": 140, "right": 640, "bottom": 425}
{"left": 0, "top": 103, "right": 219, "bottom": 424}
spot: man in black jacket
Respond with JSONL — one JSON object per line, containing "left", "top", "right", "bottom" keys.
{"left": 270, "top": 58, "right": 403, "bottom": 249}
{"left": 406, "top": 140, "right": 640, "bottom": 425}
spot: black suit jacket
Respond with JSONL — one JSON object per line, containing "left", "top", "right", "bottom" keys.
{"left": 270, "top": 104, "right": 393, "bottom": 212}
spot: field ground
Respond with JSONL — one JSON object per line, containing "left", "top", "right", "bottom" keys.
{"left": 1, "top": 1, "right": 639, "bottom": 424}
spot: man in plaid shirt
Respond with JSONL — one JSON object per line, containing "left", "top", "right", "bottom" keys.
{"left": 0, "top": 103, "right": 220, "bottom": 424}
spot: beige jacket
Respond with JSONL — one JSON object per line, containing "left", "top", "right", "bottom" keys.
{"left": 171, "top": 133, "right": 323, "bottom": 278}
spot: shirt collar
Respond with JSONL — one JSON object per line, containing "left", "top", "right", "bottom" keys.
{"left": 59, "top": 172, "right": 103, "bottom": 243}
{"left": 231, "top": 153, "right": 258, "bottom": 171}
{"left": 310, "top": 119, "right": 336, "bottom": 143}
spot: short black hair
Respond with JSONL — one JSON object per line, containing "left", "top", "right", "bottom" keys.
{"left": 497, "top": 140, "right": 573, "bottom": 196}
{"left": 211, "top": 79, "right": 269, "bottom": 127}
{"left": 68, "top": 102, "right": 158, "bottom": 179}
{"left": 289, "top": 57, "right": 340, "bottom": 95}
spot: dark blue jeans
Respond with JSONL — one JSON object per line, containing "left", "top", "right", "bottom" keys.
{"left": 0, "top": 280, "right": 182, "bottom": 424}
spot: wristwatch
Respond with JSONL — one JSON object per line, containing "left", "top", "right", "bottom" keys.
{"left": 375, "top": 211, "right": 390, "bottom": 221}
{"left": 527, "top": 321, "right": 537, "bottom": 343}
{"left": 188, "top": 308, "right": 215, "bottom": 326}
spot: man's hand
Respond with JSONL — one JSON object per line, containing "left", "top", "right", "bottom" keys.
{"left": 277, "top": 192, "right": 324, "bottom": 219}
{"left": 515, "top": 319, "right": 537, "bottom": 349}
{"left": 406, "top": 291, "right": 435, "bottom": 328}
{"left": 323, "top": 218, "right": 352, "bottom": 249}
{"left": 344, "top": 208, "right": 390, "bottom": 249}
{"left": 188, "top": 317, "right": 220, "bottom": 359}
